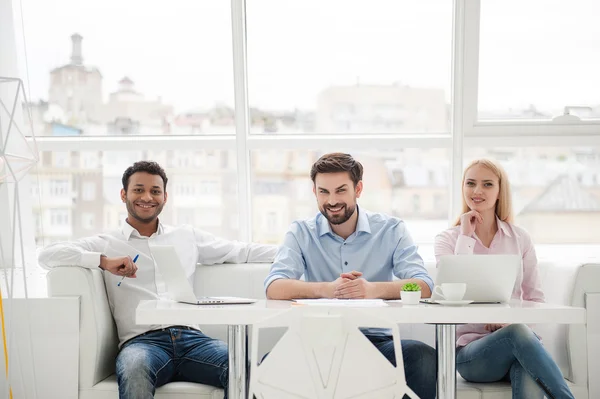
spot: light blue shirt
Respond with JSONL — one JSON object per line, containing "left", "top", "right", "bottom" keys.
{"left": 265, "top": 207, "right": 433, "bottom": 316}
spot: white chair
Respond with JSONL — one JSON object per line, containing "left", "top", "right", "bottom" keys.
{"left": 249, "top": 306, "right": 419, "bottom": 399}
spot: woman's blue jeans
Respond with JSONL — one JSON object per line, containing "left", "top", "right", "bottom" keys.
{"left": 456, "top": 324, "right": 575, "bottom": 399}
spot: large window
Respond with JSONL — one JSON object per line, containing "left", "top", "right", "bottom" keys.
{"left": 246, "top": 0, "right": 452, "bottom": 134}
{"left": 18, "top": 0, "right": 234, "bottom": 136}
{"left": 478, "top": 0, "right": 600, "bottom": 120}
{"left": 5, "top": 0, "right": 598, "bottom": 300}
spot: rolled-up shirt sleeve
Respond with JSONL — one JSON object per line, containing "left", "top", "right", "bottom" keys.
{"left": 37, "top": 237, "right": 107, "bottom": 270}
{"left": 392, "top": 224, "right": 433, "bottom": 291}
{"left": 264, "top": 228, "right": 306, "bottom": 292}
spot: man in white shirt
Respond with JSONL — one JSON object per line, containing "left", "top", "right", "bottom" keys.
{"left": 38, "top": 161, "right": 277, "bottom": 399}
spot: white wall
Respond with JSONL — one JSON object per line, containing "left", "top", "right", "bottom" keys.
{"left": 0, "top": 298, "right": 79, "bottom": 399}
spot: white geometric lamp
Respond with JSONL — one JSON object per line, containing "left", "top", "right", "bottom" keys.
{"left": 0, "top": 75, "right": 39, "bottom": 399}
{"left": 0, "top": 77, "right": 39, "bottom": 183}
{"left": 0, "top": 76, "right": 38, "bottom": 273}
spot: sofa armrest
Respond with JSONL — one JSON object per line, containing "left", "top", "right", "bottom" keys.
{"left": 584, "top": 292, "right": 600, "bottom": 398}
{"left": 46, "top": 267, "right": 119, "bottom": 388}
{"left": 567, "top": 263, "right": 600, "bottom": 391}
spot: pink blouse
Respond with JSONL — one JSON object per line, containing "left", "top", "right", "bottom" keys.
{"left": 434, "top": 218, "right": 545, "bottom": 347}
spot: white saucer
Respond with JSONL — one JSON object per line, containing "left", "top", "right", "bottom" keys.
{"left": 435, "top": 299, "right": 474, "bottom": 306}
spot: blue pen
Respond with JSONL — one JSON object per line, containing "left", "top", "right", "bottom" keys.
{"left": 118, "top": 254, "right": 139, "bottom": 286}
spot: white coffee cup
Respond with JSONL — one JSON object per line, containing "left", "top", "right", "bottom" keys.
{"left": 434, "top": 283, "right": 466, "bottom": 301}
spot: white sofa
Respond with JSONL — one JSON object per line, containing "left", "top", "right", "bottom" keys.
{"left": 46, "top": 261, "right": 600, "bottom": 399}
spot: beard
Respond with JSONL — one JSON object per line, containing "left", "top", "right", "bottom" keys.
{"left": 320, "top": 203, "right": 356, "bottom": 225}
{"left": 125, "top": 199, "right": 164, "bottom": 224}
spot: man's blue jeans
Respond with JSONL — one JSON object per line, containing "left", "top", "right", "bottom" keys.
{"left": 456, "top": 324, "right": 575, "bottom": 399}
{"left": 364, "top": 334, "right": 437, "bottom": 399}
{"left": 116, "top": 326, "right": 228, "bottom": 399}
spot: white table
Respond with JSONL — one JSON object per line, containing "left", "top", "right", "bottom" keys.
{"left": 137, "top": 299, "right": 585, "bottom": 399}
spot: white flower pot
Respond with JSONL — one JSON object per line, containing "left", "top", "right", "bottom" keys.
{"left": 401, "top": 290, "right": 421, "bottom": 305}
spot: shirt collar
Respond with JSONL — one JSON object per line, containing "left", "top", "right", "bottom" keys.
{"left": 317, "top": 213, "right": 332, "bottom": 237}
{"left": 317, "top": 206, "right": 371, "bottom": 237}
{"left": 121, "top": 218, "right": 164, "bottom": 239}
{"left": 355, "top": 206, "right": 371, "bottom": 234}
{"left": 496, "top": 216, "right": 512, "bottom": 237}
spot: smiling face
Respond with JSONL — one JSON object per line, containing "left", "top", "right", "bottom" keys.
{"left": 462, "top": 164, "right": 500, "bottom": 214}
{"left": 313, "top": 172, "right": 362, "bottom": 225}
{"left": 121, "top": 172, "right": 167, "bottom": 224}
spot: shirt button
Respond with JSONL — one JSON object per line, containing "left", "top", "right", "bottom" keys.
{"left": 344, "top": 261, "right": 348, "bottom": 265}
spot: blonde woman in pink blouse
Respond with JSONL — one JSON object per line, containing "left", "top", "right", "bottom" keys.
{"left": 434, "top": 159, "right": 574, "bottom": 399}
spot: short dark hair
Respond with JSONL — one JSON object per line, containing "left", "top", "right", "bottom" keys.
{"left": 310, "top": 153, "right": 363, "bottom": 187}
{"left": 122, "top": 161, "right": 168, "bottom": 191}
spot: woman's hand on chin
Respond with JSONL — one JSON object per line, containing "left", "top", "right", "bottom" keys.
{"left": 460, "top": 210, "right": 483, "bottom": 236}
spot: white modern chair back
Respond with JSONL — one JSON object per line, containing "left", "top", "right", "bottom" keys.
{"left": 249, "top": 307, "right": 419, "bottom": 399}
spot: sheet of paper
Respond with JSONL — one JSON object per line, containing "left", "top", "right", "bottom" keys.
{"left": 293, "top": 299, "right": 388, "bottom": 307}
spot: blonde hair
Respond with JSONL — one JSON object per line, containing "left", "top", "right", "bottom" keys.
{"left": 454, "top": 159, "right": 514, "bottom": 226}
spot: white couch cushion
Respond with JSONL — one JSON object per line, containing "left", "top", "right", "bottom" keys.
{"left": 458, "top": 379, "right": 587, "bottom": 399}
{"left": 80, "top": 375, "right": 223, "bottom": 399}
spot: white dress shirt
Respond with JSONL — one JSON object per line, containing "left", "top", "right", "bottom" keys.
{"left": 38, "top": 221, "right": 278, "bottom": 347}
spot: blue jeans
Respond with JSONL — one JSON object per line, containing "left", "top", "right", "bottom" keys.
{"left": 365, "top": 334, "right": 437, "bottom": 399}
{"left": 456, "top": 324, "right": 575, "bottom": 399}
{"left": 116, "top": 326, "right": 228, "bottom": 399}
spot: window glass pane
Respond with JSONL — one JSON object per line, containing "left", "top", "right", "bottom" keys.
{"left": 19, "top": 0, "right": 234, "bottom": 136}
{"left": 247, "top": 0, "right": 452, "bottom": 134}
{"left": 82, "top": 182, "right": 96, "bottom": 201}
{"left": 464, "top": 147, "right": 600, "bottom": 254}
{"left": 81, "top": 212, "right": 95, "bottom": 230}
{"left": 30, "top": 150, "right": 238, "bottom": 247}
{"left": 251, "top": 149, "right": 450, "bottom": 262}
{"left": 479, "top": 0, "right": 600, "bottom": 120}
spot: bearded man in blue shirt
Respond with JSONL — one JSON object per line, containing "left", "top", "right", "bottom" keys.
{"left": 265, "top": 152, "right": 437, "bottom": 399}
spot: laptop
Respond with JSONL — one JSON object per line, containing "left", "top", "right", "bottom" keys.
{"left": 422, "top": 254, "right": 521, "bottom": 304}
{"left": 150, "top": 245, "right": 257, "bottom": 305}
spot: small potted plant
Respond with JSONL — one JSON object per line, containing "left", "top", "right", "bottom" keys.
{"left": 401, "top": 282, "right": 421, "bottom": 305}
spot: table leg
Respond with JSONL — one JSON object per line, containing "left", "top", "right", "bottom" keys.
{"left": 228, "top": 325, "right": 249, "bottom": 399}
{"left": 436, "top": 324, "right": 457, "bottom": 399}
